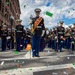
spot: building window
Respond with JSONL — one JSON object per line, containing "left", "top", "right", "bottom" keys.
{"left": 1, "top": 3, "right": 4, "bottom": 13}
{"left": 6, "top": 0, "right": 10, "bottom": 6}
{"left": 0, "top": 0, "right": 2, "bottom": 11}
{"left": 5, "top": 8, "right": 9, "bottom": 20}
{"left": 6, "top": 0, "right": 9, "bottom": 2}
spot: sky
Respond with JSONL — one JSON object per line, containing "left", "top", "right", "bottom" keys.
{"left": 19, "top": 0, "right": 75, "bottom": 29}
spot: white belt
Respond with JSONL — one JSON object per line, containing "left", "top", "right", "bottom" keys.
{"left": 72, "top": 32, "right": 75, "bottom": 34}
{"left": 17, "top": 31, "right": 22, "bottom": 32}
{"left": 3, "top": 34, "right": 7, "bottom": 36}
{"left": 7, "top": 36, "right": 11, "bottom": 40}
{"left": 58, "top": 32, "right": 63, "bottom": 33}
{"left": 37, "top": 26, "right": 41, "bottom": 28}
{"left": 61, "top": 41, "right": 63, "bottom": 42}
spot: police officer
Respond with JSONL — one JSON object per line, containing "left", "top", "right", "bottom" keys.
{"left": 15, "top": 19, "right": 24, "bottom": 52}
{"left": 57, "top": 21, "right": 65, "bottom": 52}
{"left": 31, "top": 8, "right": 45, "bottom": 57}
{"left": 1, "top": 25, "right": 8, "bottom": 51}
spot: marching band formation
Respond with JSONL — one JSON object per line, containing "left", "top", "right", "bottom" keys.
{"left": 0, "top": 8, "right": 75, "bottom": 57}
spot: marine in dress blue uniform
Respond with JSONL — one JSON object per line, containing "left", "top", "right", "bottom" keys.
{"left": 52, "top": 28, "right": 57, "bottom": 51}
{"left": 64, "top": 27, "right": 71, "bottom": 50}
{"left": 31, "top": 8, "right": 45, "bottom": 57}
{"left": 11, "top": 32, "right": 14, "bottom": 49}
{"left": 71, "top": 23, "right": 75, "bottom": 51}
{"left": 1, "top": 25, "right": 8, "bottom": 51}
{"left": 7, "top": 30, "right": 14, "bottom": 50}
{"left": 48, "top": 29, "right": 52, "bottom": 48}
{"left": 40, "top": 29, "right": 46, "bottom": 52}
{"left": 53, "top": 28, "right": 58, "bottom": 51}
{"left": 23, "top": 29, "right": 26, "bottom": 49}
{"left": 7, "top": 31, "right": 11, "bottom": 50}
{"left": 57, "top": 21, "right": 65, "bottom": 52}
{"left": 15, "top": 19, "right": 24, "bottom": 52}
{"left": 0, "top": 26, "right": 2, "bottom": 49}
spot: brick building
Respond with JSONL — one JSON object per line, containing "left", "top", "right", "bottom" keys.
{"left": 0, "top": 0, "right": 21, "bottom": 27}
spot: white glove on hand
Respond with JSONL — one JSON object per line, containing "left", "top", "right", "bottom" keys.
{"left": 41, "top": 30, "right": 45, "bottom": 37}
{"left": 6, "top": 36, "right": 11, "bottom": 40}
{"left": 29, "top": 20, "right": 33, "bottom": 24}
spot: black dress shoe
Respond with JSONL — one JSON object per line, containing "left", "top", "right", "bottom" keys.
{"left": 32, "top": 55, "right": 35, "bottom": 57}
{"left": 16, "top": 50, "right": 21, "bottom": 52}
{"left": 35, "top": 56, "right": 40, "bottom": 57}
{"left": 1, "top": 50, "right": 5, "bottom": 52}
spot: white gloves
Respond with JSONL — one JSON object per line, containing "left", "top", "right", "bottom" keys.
{"left": 41, "top": 30, "right": 45, "bottom": 37}
{"left": 6, "top": 36, "right": 11, "bottom": 40}
{"left": 29, "top": 20, "right": 33, "bottom": 25}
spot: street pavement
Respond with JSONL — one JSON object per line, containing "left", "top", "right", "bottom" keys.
{"left": 0, "top": 48, "right": 75, "bottom": 75}
{"left": 33, "top": 68, "right": 75, "bottom": 75}
{"left": 0, "top": 50, "right": 28, "bottom": 59}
